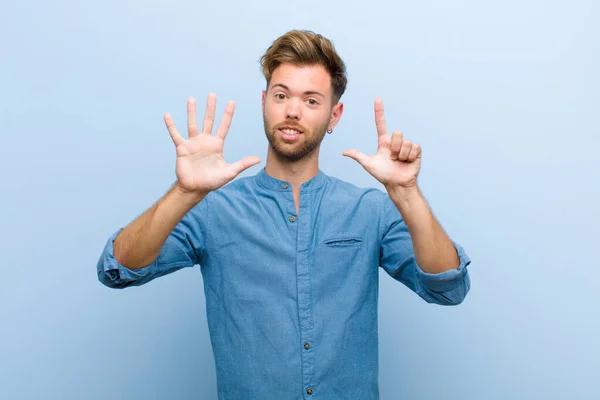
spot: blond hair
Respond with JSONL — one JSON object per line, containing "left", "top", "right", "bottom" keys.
{"left": 259, "top": 30, "right": 347, "bottom": 103}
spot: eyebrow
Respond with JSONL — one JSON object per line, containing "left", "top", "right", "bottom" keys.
{"left": 271, "top": 83, "right": 325, "bottom": 98}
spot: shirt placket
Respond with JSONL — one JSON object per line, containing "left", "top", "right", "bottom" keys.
{"left": 295, "top": 188, "right": 315, "bottom": 398}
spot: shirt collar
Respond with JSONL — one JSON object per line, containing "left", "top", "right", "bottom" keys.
{"left": 255, "top": 167, "right": 328, "bottom": 192}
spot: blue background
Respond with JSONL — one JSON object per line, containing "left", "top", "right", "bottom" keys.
{"left": 1, "top": 0, "right": 598, "bottom": 399}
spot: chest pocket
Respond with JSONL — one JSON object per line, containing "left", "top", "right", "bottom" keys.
{"left": 315, "top": 237, "right": 366, "bottom": 283}
{"left": 318, "top": 237, "right": 364, "bottom": 265}
{"left": 322, "top": 237, "right": 363, "bottom": 247}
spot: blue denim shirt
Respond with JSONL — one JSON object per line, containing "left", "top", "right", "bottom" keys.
{"left": 97, "top": 168, "right": 471, "bottom": 399}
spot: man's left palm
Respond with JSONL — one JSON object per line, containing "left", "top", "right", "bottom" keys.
{"left": 343, "top": 98, "right": 422, "bottom": 189}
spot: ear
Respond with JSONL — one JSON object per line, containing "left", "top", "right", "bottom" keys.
{"left": 261, "top": 90, "right": 266, "bottom": 113}
{"left": 328, "top": 102, "right": 344, "bottom": 131}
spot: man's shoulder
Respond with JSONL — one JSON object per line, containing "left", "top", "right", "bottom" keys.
{"left": 324, "top": 175, "right": 386, "bottom": 205}
{"left": 211, "top": 174, "right": 257, "bottom": 196}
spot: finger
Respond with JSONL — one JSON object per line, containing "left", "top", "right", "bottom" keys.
{"left": 398, "top": 139, "right": 412, "bottom": 161}
{"left": 164, "top": 113, "right": 184, "bottom": 146}
{"left": 201, "top": 93, "right": 217, "bottom": 135}
{"left": 216, "top": 100, "right": 236, "bottom": 139}
{"left": 374, "top": 98, "right": 387, "bottom": 138}
{"left": 187, "top": 98, "right": 199, "bottom": 138}
{"left": 228, "top": 156, "right": 261, "bottom": 177}
{"left": 342, "top": 149, "right": 370, "bottom": 167}
{"left": 390, "top": 131, "right": 403, "bottom": 159}
{"left": 407, "top": 143, "right": 421, "bottom": 162}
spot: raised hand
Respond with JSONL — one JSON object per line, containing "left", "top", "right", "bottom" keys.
{"left": 342, "top": 98, "right": 422, "bottom": 189}
{"left": 164, "top": 93, "right": 261, "bottom": 194}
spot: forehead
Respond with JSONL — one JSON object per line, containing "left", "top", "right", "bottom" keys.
{"left": 269, "top": 63, "right": 332, "bottom": 94}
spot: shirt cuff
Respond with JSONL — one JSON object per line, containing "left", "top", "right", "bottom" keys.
{"left": 97, "top": 228, "right": 158, "bottom": 288}
{"left": 416, "top": 241, "right": 471, "bottom": 293}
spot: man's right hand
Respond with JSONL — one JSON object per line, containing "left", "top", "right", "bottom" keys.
{"left": 164, "top": 93, "right": 261, "bottom": 196}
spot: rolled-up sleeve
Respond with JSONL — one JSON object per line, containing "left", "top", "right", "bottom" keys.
{"left": 97, "top": 197, "right": 209, "bottom": 289}
{"left": 413, "top": 241, "right": 471, "bottom": 305}
{"left": 378, "top": 192, "right": 471, "bottom": 306}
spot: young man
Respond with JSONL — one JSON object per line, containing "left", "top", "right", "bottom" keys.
{"left": 97, "top": 30, "right": 471, "bottom": 399}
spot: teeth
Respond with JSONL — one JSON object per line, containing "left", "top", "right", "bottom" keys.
{"left": 281, "top": 129, "right": 300, "bottom": 135}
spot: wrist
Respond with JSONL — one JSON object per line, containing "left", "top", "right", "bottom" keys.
{"left": 385, "top": 184, "right": 422, "bottom": 210}
{"left": 172, "top": 181, "right": 208, "bottom": 206}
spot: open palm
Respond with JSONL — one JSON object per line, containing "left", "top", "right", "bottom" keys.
{"left": 164, "top": 93, "right": 260, "bottom": 194}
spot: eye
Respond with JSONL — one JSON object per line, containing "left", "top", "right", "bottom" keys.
{"left": 275, "top": 93, "right": 286, "bottom": 100}
{"left": 307, "top": 99, "right": 319, "bottom": 105}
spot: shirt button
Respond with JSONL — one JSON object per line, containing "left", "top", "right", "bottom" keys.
{"left": 289, "top": 216, "right": 296, "bottom": 223}
{"left": 306, "top": 388, "right": 313, "bottom": 395}
{"left": 304, "top": 342, "right": 310, "bottom": 349}
{"left": 282, "top": 183, "right": 289, "bottom": 189}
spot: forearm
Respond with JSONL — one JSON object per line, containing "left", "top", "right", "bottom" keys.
{"left": 386, "top": 185, "right": 459, "bottom": 274}
{"left": 113, "top": 182, "right": 207, "bottom": 270}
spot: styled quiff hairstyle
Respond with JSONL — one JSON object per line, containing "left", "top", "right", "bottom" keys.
{"left": 259, "top": 30, "right": 348, "bottom": 104}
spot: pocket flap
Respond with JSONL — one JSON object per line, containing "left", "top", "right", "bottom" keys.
{"left": 323, "top": 237, "right": 363, "bottom": 246}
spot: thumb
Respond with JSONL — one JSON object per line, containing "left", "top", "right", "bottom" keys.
{"left": 342, "top": 149, "right": 370, "bottom": 168}
{"left": 228, "top": 156, "right": 261, "bottom": 176}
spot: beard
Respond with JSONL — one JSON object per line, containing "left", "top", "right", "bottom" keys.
{"left": 263, "top": 111, "right": 329, "bottom": 162}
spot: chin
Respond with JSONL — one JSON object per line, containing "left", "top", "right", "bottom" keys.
{"left": 265, "top": 126, "right": 324, "bottom": 162}
{"left": 270, "top": 145, "right": 306, "bottom": 162}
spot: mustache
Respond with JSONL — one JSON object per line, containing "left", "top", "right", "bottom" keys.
{"left": 273, "top": 122, "right": 307, "bottom": 132}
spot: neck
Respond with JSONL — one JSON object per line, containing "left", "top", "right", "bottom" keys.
{"left": 264, "top": 147, "right": 321, "bottom": 189}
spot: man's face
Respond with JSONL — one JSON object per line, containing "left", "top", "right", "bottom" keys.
{"left": 262, "top": 63, "right": 342, "bottom": 161}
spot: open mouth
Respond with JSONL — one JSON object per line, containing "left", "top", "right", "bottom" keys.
{"left": 278, "top": 127, "right": 303, "bottom": 141}
{"left": 279, "top": 128, "right": 302, "bottom": 135}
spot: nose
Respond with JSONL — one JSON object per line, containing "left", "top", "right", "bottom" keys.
{"left": 285, "top": 98, "right": 301, "bottom": 121}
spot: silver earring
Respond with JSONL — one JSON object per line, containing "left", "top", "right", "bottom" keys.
{"left": 327, "top": 129, "right": 333, "bottom": 134}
